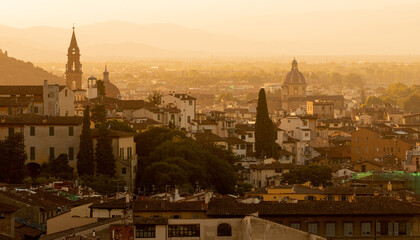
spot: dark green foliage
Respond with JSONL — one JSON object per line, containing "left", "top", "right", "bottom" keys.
{"left": 147, "top": 90, "right": 162, "bottom": 105}
{"left": 236, "top": 183, "right": 254, "bottom": 197}
{"left": 95, "top": 125, "right": 116, "bottom": 177}
{"left": 96, "top": 120, "right": 134, "bottom": 132}
{"left": 77, "top": 106, "right": 95, "bottom": 176}
{"left": 41, "top": 154, "right": 74, "bottom": 180}
{"left": 255, "top": 88, "right": 277, "bottom": 159}
{"left": 97, "top": 80, "right": 106, "bottom": 97}
{"left": 360, "top": 89, "right": 366, "bottom": 106}
{"left": 81, "top": 174, "right": 119, "bottom": 195}
{"left": 0, "top": 133, "right": 27, "bottom": 183}
{"left": 91, "top": 104, "right": 107, "bottom": 123}
{"left": 282, "top": 165, "right": 332, "bottom": 187}
{"left": 403, "top": 94, "right": 420, "bottom": 113}
{"left": 135, "top": 127, "right": 236, "bottom": 194}
{"left": 363, "top": 96, "right": 383, "bottom": 106}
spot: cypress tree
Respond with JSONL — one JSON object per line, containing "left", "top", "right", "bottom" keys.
{"left": 95, "top": 124, "right": 116, "bottom": 177}
{"left": 255, "top": 88, "right": 277, "bottom": 159}
{"left": 77, "top": 106, "right": 95, "bottom": 176}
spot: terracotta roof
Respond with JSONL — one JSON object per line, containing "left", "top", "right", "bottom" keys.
{"left": 206, "top": 198, "right": 258, "bottom": 216}
{"left": 0, "top": 85, "right": 43, "bottom": 96}
{"left": 278, "top": 148, "right": 294, "bottom": 156}
{"left": 14, "top": 223, "right": 44, "bottom": 238}
{"left": 226, "top": 137, "right": 247, "bottom": 145}
{"left": 0, "top": 114, "right": 83, "bottom": 125}
{"left": 133, "top": 200, "right": 206, "bottom": 212}
{"left": 89, "top": 198, "right": 128, "bottom": 209}
{"left": 133, "top": 217, "right": 168, "bottom": 225}
{"left": 0, "top": 189, "right": 75, "bottom": 211}
{"left": 193, "top": 131, "right": 226, "bottom": 143}
{"left": 258, "top": 197, "right": 420, "bottom": 215}
{"left": 250, "top": 163, "right": 294, "bottom": 170}
{"left": 0, "top": 202, "right": 19, "bottom": 212}
{"left": 323, "top": 186, "right": 392, "bottom": 195}
{"left": 121, "top": 100, "right": 152, "bottom": 110}
{"left": 236, "top": 124, "right": 255, "bottom": 132}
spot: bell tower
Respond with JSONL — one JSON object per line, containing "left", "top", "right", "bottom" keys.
{"left": 65, "top": 26, "right": 83, "bottom": 89}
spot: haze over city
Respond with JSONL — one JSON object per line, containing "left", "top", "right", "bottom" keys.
{"left": 0, "top": 1, "right": 420, "bottom": 240}
{"left": 1, "top": 0, "right": 420, "bottom": 61}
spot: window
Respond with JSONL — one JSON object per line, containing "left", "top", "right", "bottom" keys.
{"left": 30, "top": 126, "right": 35, "bottom": 136}
{"left": 135, "top": 225, "right": 155, "bottom": 238}
{"left": 340, "top": 195, "right": 348, "bottom": 201}
{"left": 217, "top": 223, "right": 232, "bottom": 237}
{"left": 127, "top": 147, "right": 132, "bottom": 158}
{"left": 248, "top": 133, "right": 253, "bottom": 138}
{"left": 376, "top": 221, "right": 392, "bottom": 236}
{"left": 34, "top": 106, "right": 39, "bottom": 114}
{"left": 356, "top": 136, "right": 359, "bottom": 142}
{"left": 365, "top": 147, "right": 369, "bottom": 153}
{"left": 8, "top": 128, "right": 14, "bottom": 136}
{"left": 30, "top": 147, "right": 35, "bottom": 160}
{"left": 122, "top": 168, "right": 126, "bottom": 175}
{"left": 157, "top": 114, "right": 160, "bottom": 120}
{"left": 307, "top": 222, "right": 318, "bottom": 234}
{"left": 361, "top": 222, "right": 371, "bottom": 236}
{"left": 377, "top": 147, "right": 379, "bottom": 152}
{"left": 119, "top": 148, "right": 124, "bottom": 160}
{"left": 326, "top": 222, "right": 336, "bottom": 237}
{"left": 49, "top": 127, "right": 54, "bottom": 136}
{"left": 69, "top": 147, "right": 74, "bottom": 160}
{"left": 357, "top": 147, "right": 360, "bottom": 153}
{"left": 170, "top": 215, "right": 181, "bottom": 219}
{"left": 8, "top": 107, "right": 12, "bottom": 115}
{"left": 395, "top": 221, "right": 409, "bottom": 236}
{"left": 187, "top": 116, "right": 191, "bottom": 123}
{"left": 361, "top": 165, "right": 366, "bottom": 172}
{"left": 327, "top": 195, "right": 334, "bottom": 201}
{"left": 344, "top": 222, "right": 353, "bottom": 236}
{"left": 168, "top": 224, "right": 200, "bottom": 237}
{"left": 189, "top": 100, "right": 193, "bottom": 106}
{"left": 49, "top": 147, "right": 55, "bottom": 160}
{"left": 69, "top": 127, "right": 74, "bottom": 136}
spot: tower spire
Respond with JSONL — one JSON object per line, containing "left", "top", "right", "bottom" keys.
{"left": 66, "top": 26, "right": 82, "bottom": 89}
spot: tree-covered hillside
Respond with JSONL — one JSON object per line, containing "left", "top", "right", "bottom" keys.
{"left": 0, "top": 50, "right": 64, "bottom": 85}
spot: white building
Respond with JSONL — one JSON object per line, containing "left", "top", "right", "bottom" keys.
{"left": 162, "top": 93, "right": 196, "bottom": 131}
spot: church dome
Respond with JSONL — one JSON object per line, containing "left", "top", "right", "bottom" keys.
{"left": 283, "top": 58, "right": 306, "bottom": 84}
{"left": 104, "top": 81, "right": 120, "bottom": 99}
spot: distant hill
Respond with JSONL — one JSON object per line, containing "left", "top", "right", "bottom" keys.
{"left": 0, "top": 50, "right": 64, "bottom": 85}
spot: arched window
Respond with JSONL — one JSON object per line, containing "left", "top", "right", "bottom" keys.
{"left": 217, "top": 223, "right": 232, "bottom": 237}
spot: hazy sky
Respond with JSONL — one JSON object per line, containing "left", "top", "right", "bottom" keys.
{"left": 2, "top": 0, "right": 419, "bottom": 29}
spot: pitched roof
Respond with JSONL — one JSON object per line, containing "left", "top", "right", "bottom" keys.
{"left": 133, "top": 217, "right": 168, "bottom": 225}
{"left": 250, "top": 163, "right": 294, "bottom": 170}
{"left": 89, "top": 198, "right": 128, "bottom": 209}
{"left": 193, "top": 131, "right": 225, "bottom": 143}
{"left": 133, "top": 200, "right": 206, "bottom": 212}
{"left": 0, "top": 86, "right": 43, "bottom": 96}
{"left": 258, "top": 197, "right": 420, "bottom": 215}
{"left": 206, "top": 198, "right": 258, "bottom": 216}
{"left": 0, "top": 114, "right": 83, "bottom": 126}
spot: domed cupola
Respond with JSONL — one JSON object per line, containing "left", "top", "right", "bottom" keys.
{"left": 284, "top": 58, "right": 306, "bottom": 84}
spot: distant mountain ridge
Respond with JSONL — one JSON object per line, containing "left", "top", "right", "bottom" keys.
{"left": 0, "top": 50, "right": 63, "bottom": 85}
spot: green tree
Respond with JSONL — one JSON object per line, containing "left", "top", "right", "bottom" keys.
{"left": 91, "top": 104, "right": 107, "bottom": 123}
{"left": 95, "top": 125, "right": 116, "bottom": 177}
{"left": 282, "top": 165, "right": 332, "bottom": 187}
{"left": 42, "top": 154, "right": 74, "bottom": 180}
{"left": 147, "top": 90, "right": 162, "bottom": 106}
{"left": 77, "top": 106, "right": 95, "bottom": 176}
{"left": 97, "top": 80, "right": 106, "bottom": 97}
{"left": 403, "top": 93, "right": 420, "bottom": 113}
{"left": 0, "top": 133, "right": 27, "bottom": 183}
{"left": 364, "top": 96, "right": 383, "bottom": 106}
{"left": 81, "top": 174, "right": 119, "bottom": 195}
{"left": 96, "top": 120, "right": 134, "bottom": 132}
{"left": 142, "top": 161, "right": 187, "bottom": 187}
{"left": 255, "top": 88, "right": 277, "bottom": 159}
